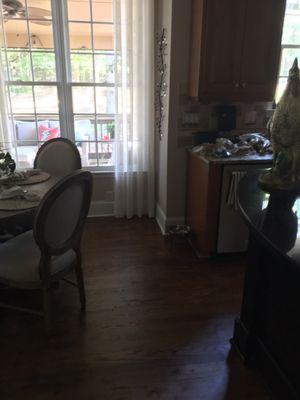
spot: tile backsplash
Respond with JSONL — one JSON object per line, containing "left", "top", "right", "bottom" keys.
{"left": 179, "top": 101, "right": 274, "bottom": 133}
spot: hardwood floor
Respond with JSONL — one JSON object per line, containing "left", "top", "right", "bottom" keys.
{"left": 0, "top": 218, "right": 269, "bottom": 400}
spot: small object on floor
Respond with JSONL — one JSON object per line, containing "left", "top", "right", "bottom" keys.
{"left": 167, "top": 224, "right": 192, "bottom": 251}
{"left": 168, "top": 224, "right": 191, "bottom": 236}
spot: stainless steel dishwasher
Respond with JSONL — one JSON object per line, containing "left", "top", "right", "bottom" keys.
{"left": 217, "top": 164, "right": 270, "bottom": 253}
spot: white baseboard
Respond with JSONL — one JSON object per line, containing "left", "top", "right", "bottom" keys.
{"left": 156, "top": 203, "right": 167, "bottom": 234}
{"left": 89, "top": 201, "right": 185, "bottom": 229}
{"left": 89, "top": 201, "right": 114, "bottom": 217}
{"left": 155, "top": 203, "right": 185, "bottom": 234}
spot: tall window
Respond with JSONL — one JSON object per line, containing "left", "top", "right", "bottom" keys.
{"left": 1, "top": 0, "right": 114, "bottom": 170}
{"left": 276, "top": 0, "right": 300, "bottom": 102}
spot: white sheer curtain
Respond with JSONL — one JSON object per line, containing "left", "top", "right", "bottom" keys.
{"left": 0, "top": 6, "right": 14, "bottom": 155}
{"left": 114, "top": 0, "right": 155, "bottom": 218}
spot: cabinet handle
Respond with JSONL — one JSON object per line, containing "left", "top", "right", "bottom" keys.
{"left": 235, "top": 83, "right": 239, "bottom": 88}
{"left": 242, "top": 82, "right": 246, "bottom": 88}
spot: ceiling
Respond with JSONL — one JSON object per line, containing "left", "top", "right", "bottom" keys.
{"left": 4, "top": 0, "right": 113, "bottom": 37}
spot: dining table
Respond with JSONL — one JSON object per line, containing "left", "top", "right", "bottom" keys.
{"left": 0, "top": 170, "right": 61, "bottom": 229}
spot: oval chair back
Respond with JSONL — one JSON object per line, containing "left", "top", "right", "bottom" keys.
{"left": 33, "top": 170, "right": 92, "bottom": 259}
{"left": 34, "top": 138, "right": 82, "bottom": 177}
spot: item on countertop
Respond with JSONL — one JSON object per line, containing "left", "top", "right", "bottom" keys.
{"left": 215, "top": 138, "right": 235, "bottom": 158}
{"left": 233, "top": 145, "right": 255, "bottom": 157}
{"left": 216, "top": 138, "right": 235, "bottom": 150}
{"left": 259, "top": 58, "right": 300, "bottom": 189}
{"left": 192, "top": 132, "right": 271, "bottom": 158}
{"left": 215, "top": 148, "right": 231, "bottom": 158}
{"left": 0, "top": 185, "right": 40, "bottom": 202}
{"left": 239, "top": 133, "right": 272, "bottom": 155}
{"left": 216, "top": 105, "right": 236, "bottom": 131}
{"left": 191, "top": 143, "right": 216, "bottom": 156}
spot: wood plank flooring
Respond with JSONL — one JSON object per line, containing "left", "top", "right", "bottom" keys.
{"left": 0, "top": 218, "right": 269, "bottom": 399}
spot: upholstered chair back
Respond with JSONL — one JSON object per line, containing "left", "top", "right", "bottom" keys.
{"left": 34, "top": 138, "right": 82, "bottom": 177}
{"left": 34, "top": 170, "right": 92, "bottom": 257}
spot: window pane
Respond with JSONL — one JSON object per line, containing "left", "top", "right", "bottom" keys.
{"left": 15, "top": 119, "right": 38, "bottom": 143}
{"left": 282, "top": 14, "right": 300, "bottom": 45}
{"left": 17, "top": 144, "right": 38, "bottom": 169}
{"left": 76, "top": 141, "right": 98, "bottom": 167}
{"left": 93, "top": 23, "right": 114, "bottom": 51}
{"left": 98, "top": 142, "right": 113, "bottom": 166}
{"left": 96, "top": 87, "right": 115, "bottom": 114}
{"left": 27, "top": 0, "right": 52, "bottom": 15}
{"left": 4, "top": 20, "right": 29, "bottom": 49}
{"left": 29, "top": 21, "right": 54, "bottom": 50}
{"left": 72, "top": 86, "right": 95, "bottom": 113}
{"left": 95, "top": 54, "right": 114, "bottom": 83}
{"left": 71, "top": 53, "right": 93, "bottom": 82}
{"left": 2, "top": 1, "right": 25, "bottom": 19}
{"left": 7, "top": 51, "right": 32, "bottom": 81}
{"left": 280, "top": 48, "right": 300, "bottom": 76}
{"left": 38, "top": 117, "right": 61, "bottom": 141}
{"left": 74, "top": 117, "right": 95, "bottom": 141}
{"left": 92, "top": 1, "right": 113, "bottom": 22}
{"left": 34, "top": 86, "right": 58, "bottom": 113}
{"left": 68, "top": 0, "right": 91, "bottom": 21}
{"left": 286, "top": 0, "right": 300, "bottom": 12}
{"left": 96, "top": 120, "right": 115, "bottom": 140}
{"left": 32, "top": 52, "right": 56, "bottom": 81}
{"left": 10, "top": 86, "right": 34, "bottom": 113}
{"left": 69, "top": 23, "right": 92, "bottom": 50}
{"left": 275, "top": 77, "right": 288, "bottom": 103}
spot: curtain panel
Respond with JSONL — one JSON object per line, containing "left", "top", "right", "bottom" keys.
{"left": 114, "top": 0, "right": 155, "bottom": 218}
{"left": 0, "top": 6, "right": 14, "bottom": 156}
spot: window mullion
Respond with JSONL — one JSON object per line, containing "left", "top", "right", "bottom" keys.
{"left": 0, "top": 10, "right": 18, "bottom": 151}
{"left": 51, "top": 0, "right": 75, "bottom": 142}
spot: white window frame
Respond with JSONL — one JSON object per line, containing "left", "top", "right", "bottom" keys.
{"left": 276, "top": 1, "right": 300, "bottom": 103}
{"left": 1, "top": 0, "right": 115, "bottom": 172}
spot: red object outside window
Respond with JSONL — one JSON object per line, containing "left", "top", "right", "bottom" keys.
{"left": 39, "top": 125, "right": 60, "bottom": 142}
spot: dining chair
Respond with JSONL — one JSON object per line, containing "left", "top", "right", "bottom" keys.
{"left": 0, "top": 170, "right": 93, "bottom": 332}
{"left": 34, "top": 138, "right": 82, "bottom": 177}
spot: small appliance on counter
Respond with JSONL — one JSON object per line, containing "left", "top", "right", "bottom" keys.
{"left": 216, "top": 105, "right": 237, "bottom": 132}
{"left": 191, "top": 131, "right": 219, "bottom": 147}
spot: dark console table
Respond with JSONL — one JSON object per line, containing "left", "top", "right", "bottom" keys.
{"left": 232, "top": 171, "right": 300, "bottom": 400}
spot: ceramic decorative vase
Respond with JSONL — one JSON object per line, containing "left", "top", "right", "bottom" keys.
{"left": 259, "top": 58, "right": 300, "bottom": 191}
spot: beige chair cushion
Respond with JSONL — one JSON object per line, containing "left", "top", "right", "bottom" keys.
{"left": 0, "top": 231, "right": 76, "bottom": 285}
{"left": 35, "top": 140, "right": 81, "bottom": 177}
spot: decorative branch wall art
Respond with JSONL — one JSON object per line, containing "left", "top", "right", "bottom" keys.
{"left": 156, "top": 28, "right": 168, "bottom": 141}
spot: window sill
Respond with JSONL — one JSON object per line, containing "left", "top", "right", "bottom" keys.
{"left": 84, "top": 167, "right": 114, "bottom": 178}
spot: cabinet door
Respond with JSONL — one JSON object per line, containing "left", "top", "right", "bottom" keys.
{"left": 200, "top": 0, "right": 246, "bottom": 100}
{"left": 239, "top": 0, "right": 286, "bottom": 101}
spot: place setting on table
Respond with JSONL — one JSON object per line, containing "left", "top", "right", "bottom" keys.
{"left": 0, "top": 149, "right": 51, "bottom": 213}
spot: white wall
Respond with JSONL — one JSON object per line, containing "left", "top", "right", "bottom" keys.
{"left": 89, "top": 172, "right": 114, "bottom": 217}
{"left": 91, "top": 0, "right": 193, "bottom": 224}
{"left": 166, "top": 0, "right": 192, "bottom": 221}
{"left": 155, "top": 0, "right": 192, "bottom": 232}
{"left": 155, "top": 0, "right": 173, "bottom": 232}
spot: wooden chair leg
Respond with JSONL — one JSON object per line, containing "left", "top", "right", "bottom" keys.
{"left": 42, "top": 286, "right": 52, "bottom": 332}
{"left": 75, "top": 262, "right": 86, "bottom": 310}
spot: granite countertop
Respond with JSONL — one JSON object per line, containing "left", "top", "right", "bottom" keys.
{"left": 238, "top": 171, "right": 300, "bottom": 265}
{"left": 191, "top": 151, "right": 273, "bottom": 165}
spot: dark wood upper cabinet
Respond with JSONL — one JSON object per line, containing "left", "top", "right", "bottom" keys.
{"left": 189, "top": 0, "right": 286, "bottom": 102}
